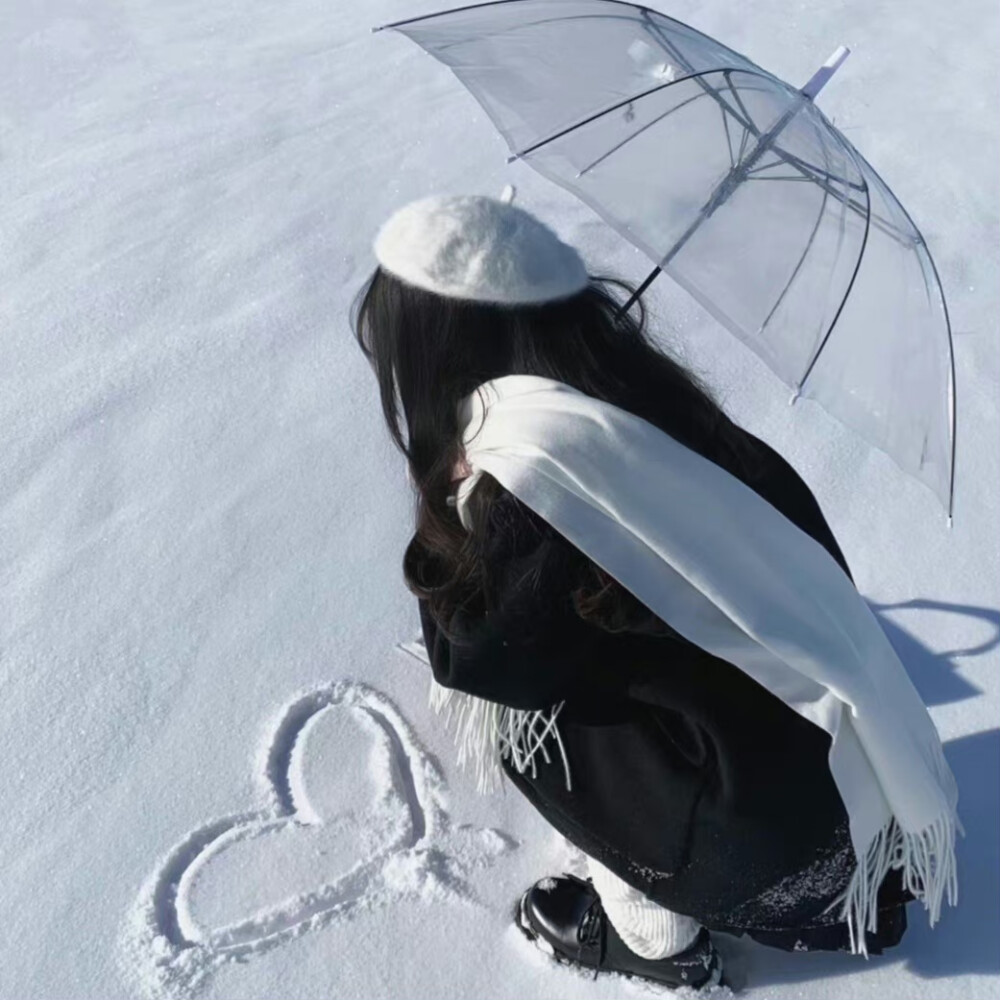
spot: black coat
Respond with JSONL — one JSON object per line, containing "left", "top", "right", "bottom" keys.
{"left": 417, "top": 430, "right": 913, "bottom": 954}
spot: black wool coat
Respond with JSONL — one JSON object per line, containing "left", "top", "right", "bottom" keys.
{"left": 417, "top": 430, "right": 913, "bottom": 954}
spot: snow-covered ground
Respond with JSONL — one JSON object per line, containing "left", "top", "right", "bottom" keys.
{"left": 2, "top": 0, "right": 997, "bottom": 997}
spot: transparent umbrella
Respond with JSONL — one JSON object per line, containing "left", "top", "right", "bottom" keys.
{"left": 373, "top": 0, "right": 957, "bottom": 525}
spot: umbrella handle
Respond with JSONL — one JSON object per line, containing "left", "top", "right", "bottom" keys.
{"left": 800, "top": 46, "right": 851, "bottom": 100}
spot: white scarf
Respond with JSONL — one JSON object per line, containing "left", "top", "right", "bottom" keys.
{"left": 438, "top": 373, "right": 960, "bottom": 957}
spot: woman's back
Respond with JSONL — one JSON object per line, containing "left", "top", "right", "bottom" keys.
{"left": 473, "top": 421, "right": 855, "bottom": 640}
{"left": 450, "top": 424, "right": 917, "bottom": 947}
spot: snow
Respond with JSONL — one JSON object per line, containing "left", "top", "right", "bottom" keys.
{"left": 1, "top": 0, "right": 997, "bottom": 997}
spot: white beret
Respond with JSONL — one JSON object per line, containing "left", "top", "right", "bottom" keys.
{"left": 373, "top": 193, "right": 589, "bottom": 306}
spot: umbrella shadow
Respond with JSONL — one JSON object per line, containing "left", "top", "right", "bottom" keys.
{"left": 865, "top": 597, "right": 997, "bottom": 706}
{"left": 726, "top": 727, "right": 1000, "bottom": 986}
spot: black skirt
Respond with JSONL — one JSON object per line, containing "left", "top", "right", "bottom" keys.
{"left": 501, "top": 704, "right": 914, "bottom": 955}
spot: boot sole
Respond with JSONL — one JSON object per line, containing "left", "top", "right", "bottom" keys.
{"left": 513, "top": 890, "right": 725, "bottom": 991}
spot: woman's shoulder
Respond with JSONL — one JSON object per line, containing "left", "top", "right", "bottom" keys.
{"left": 483, "top": 486, "right": 690, "bottom": 642}
{"left": 735, "top": 431, "right": 855, "bottom": 583}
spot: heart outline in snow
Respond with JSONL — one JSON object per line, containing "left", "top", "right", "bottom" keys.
{"left": 120, "top": 678, "right": 517, "bottom": 999}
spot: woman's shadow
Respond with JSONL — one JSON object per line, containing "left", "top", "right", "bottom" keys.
{"left": 719, "top": 597, "right": 1000, "bottom": 987}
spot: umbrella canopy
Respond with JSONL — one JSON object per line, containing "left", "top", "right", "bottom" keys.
{"left": 373, "top": 0, "right": 957, "bottom": 524}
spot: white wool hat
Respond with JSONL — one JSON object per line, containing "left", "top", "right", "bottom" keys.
{"left": 373, "top": 191, "right": 589, "bottom": 306}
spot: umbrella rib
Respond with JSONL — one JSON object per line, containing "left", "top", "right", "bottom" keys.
{"left": 746, "top": 155, "right": 792, "bottom": 176}
{"left": 839, "top": 143, "right": 958, "bottom": 522}
{"left": 761, "top": 103, "right": 846, "bottom": 337}
{"left": 508, "top": 67, "right": 755, "bottom": 161}
{"left": 769, "top": 149, "right": 866, "bottom": 192}
{"left": 575, "top": 89, "right": 713, "bottom": 178}
{"left": 748, "top": 175, "right": 816, "bottom": 182}
{"left": 721, "top": 103, "right": 736, "bottom": 168}
{"left": 738, "top": 125, "right": 751, "bottom": 163}
{"left": 758, "top": 183, "right": 832, "bottom": 335}
{"left": 756, "top": 151, "right": 912, "bottom": 245}
{"left": 741, "top": 130, "right": 906, "bottom": 246}
{"left": 758, "top": 178, "right": 844, "bottom": 332}
{"left": 815, "top": 172, "right": 856, "bottom": 328}
{"left": 794, "top": 164, "right": 871, "bottom": 400}
{"left": 723, "top": 71, "right": 761, "bottom": 143}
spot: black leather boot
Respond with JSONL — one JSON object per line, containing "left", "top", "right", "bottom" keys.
{"left": 515, "top": 873, "right": 724, "bottom": 990}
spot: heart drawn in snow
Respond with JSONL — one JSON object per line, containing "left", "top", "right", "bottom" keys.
{"left": 121, "top": 679, "right": 516, "bottom": 999}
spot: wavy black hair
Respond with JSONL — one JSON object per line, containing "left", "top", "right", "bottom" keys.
{"left": 349, "top": 265, "right": 768, "bottom": 642}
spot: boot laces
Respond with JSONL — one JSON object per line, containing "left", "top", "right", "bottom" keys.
{"left": 578, "top": 897, "right": 606, "bottom": 979}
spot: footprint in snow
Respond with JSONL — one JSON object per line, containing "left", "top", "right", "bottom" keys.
{"left": 120, "top": 678, "right": 516, "bottom": 999}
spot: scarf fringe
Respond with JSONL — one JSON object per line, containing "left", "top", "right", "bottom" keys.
{"left": 826, "top": 813, "right": 959, "bottom": 957}
{"left": 428, "top": 677, "right": 572, "bottom": 794}
{"left": 827, "top": 734, "right": 960, "bottom": 957}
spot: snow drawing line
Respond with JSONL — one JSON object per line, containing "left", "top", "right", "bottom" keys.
{"left": 120, "top": 679, "right": 516, "bottom": 1000}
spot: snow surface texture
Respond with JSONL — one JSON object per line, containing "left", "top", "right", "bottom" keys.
{"left": 1, "top": 0, "right": 997, "bottom": 997}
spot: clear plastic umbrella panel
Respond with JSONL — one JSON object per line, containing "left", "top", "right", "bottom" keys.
{"left": 373, "top": 0, "right": 957, "bottom": 524}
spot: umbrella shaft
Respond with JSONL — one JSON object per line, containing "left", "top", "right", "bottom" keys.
{"left": 659, "top": 95, "right": 807, "bottom": 271}
{"left": 619, "top": 96, "right": 807, "bottom": 322}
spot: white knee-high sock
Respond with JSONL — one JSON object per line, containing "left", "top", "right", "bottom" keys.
{"left": 587, "top": 856, "right": 702, "bottom": 960}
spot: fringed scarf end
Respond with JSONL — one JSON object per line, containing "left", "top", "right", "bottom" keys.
{"left": 828, "top": 811, "right": 959, "bottom": 958}
{"left": 428, "top": 676, "right": 571, "bottom": 794}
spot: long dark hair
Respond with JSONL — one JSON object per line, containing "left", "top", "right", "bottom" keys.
{"left": 350, "top": 265, "right": 767, "bottom": 641}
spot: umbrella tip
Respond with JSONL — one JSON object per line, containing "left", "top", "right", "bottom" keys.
{"left": 801, "top": 46, "right": 851, "bottom": 100}
{"left": 826, "top": 45, "right": 851, "bottom": 65}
